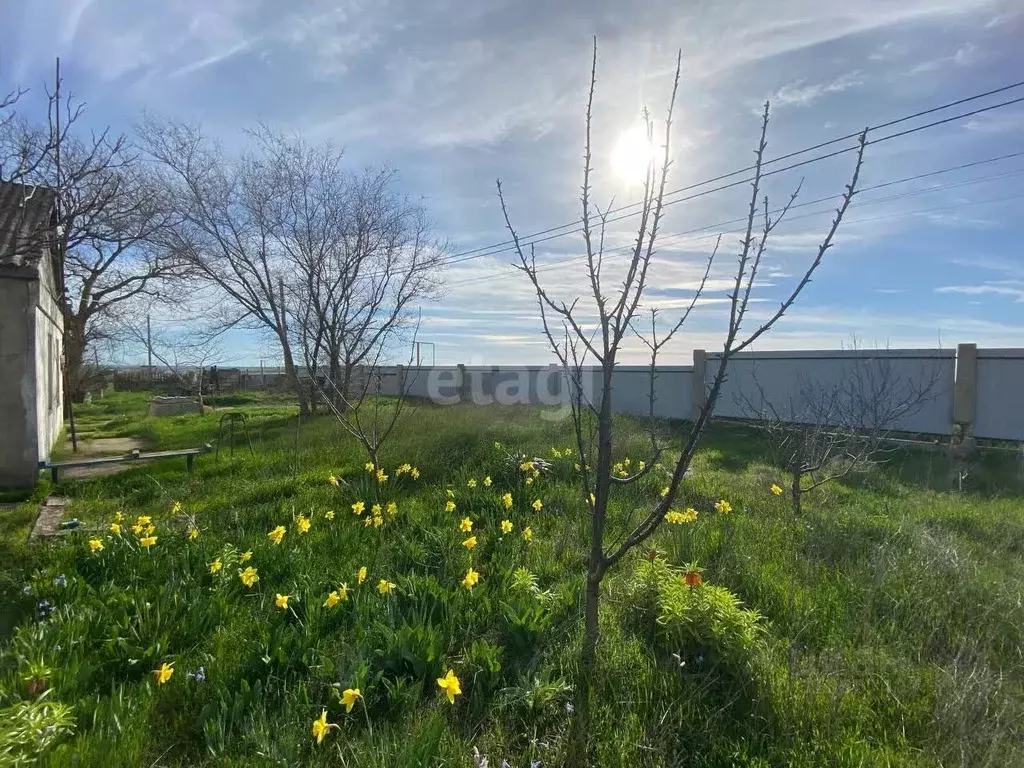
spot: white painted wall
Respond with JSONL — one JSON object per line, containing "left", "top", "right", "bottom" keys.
{"left": 34, "top": 252, "right": 64, "bottom": 459}
{"left": 704, "top": 349, "right": 955, "bottom": 435}
{"left": 974, "top": 349, "right": 1024, "bottom": 441}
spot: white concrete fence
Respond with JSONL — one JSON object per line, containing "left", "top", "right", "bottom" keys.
{"left": 369, "top": 344, "right": 1023, "bottom": 442}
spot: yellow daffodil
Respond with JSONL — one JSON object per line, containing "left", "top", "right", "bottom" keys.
{"left": 525, "top": 476, "right": 534, "bottom": 485}
{"left": 459, "top": 517, "right": 473, "bottom": 533}
{"left": 666, "top": 508, "right": 698, "bottom": 525}
{"left": 445, "top": 500, "right": 457, "bottom": 513}
{"left": 446, "top": 488, "right": 455, "bottom": 498}
{"left": 462, "top": 567, "right": 480, "bottom": 590}
{"left": 372, "top": 515, "right": 383, "bottom": 528}
{"left": 110, "top": 523, "right": 121, "bottom": 535}
{"left": 483, "top": 476, "right": 492, "bottom": 487}
{"left": 589, "top": 492, "right": 596, "bottom": 505}
{"left": 114, "top": 511, "right": 124, "bottom": 523}
{"left": 462, "top": 536, "right": 477, "bottom": 550}
{"left": 369, "top": 504, "right": 380, "bottom": 517}
{"left": 337, "top": 583, "right": 350, "bottom": 600}
{"left": 342, "top": 687, "right": 361, "bottom": 713}
{"left": 501, "top": 519, "right": 513, "bottom": 534}
{"left": 328, "top": 474, "right": 339, "bottom": 487}
{"left": 436, "top": 669, "right": 462, "bottom": 704}
{"left": 520, "top": 460, "right": 534, "bottom": 472}
{"left": 522, "top": 527, "right": 533, "bottom": 542}
{"left": 410, "top": 467, "right": 420, "bottom": 479}
{"left": 467, "top": 479, "right": 477, "bottom": 489}
{"left": 296, "top": 515, "right": 311, "bottom": 534}
{"left": 377, "top": 579, "right": 396, "bottom": 595}
{"left": 352, "top": 500, "right": 365, "bottom": 515}
{"left": 188, "top": 527, "right": 200, "bottom": 541}
{"left": 325, "top": 510, "right": 335, "bottom": 520}
{"left": 154, "top": 662, "right": 174, "bottom": 685}
{"left": 170, "top": 502, "right": 182, "bottom": 515}
{"left": 275, "top": 593, "right": 290, "bottom": 610}
{"left": 241, "top": 550, "right": 253, "bottom": 562}
{"left": 638, "top": 460, "right": 646, "bottom": 471}
{"left": 660, "top": 487, "right": 669, "bottom": 498}
{"left": 365, "top": 462, "right": 375, "bottom": 473}
{"left": 89, "top": 538, "right": 104, "bottom": 553}
{"left": 375, "top": 469, "right": 388, "bottom": 484}
{"left": 715, "top": 499, "right": 733, "bottom": 514}
{"left": 136, "top": 515, "right": 152, "bottom": 526}
{"left": 397, "top": 463, "right": 412, "bottom": 475}
{"left": 268, "top": 526, "right": 286, "bottom": 545}
{"left": 357, "top": 566, "right": 367, "bottom": 584}
{"left": 323, "top": 590, "right": 341, "bottom": 609}
{"left": 131, "top": 523, "right": 144, "bottom": 536}
{"left": 144, "top": 524, "right": 156, "bottom": 537}
{"left": 770, "top": 484, "right": 783, "bottom": 496}
{"left": 386, "top": 501, "right": 398, "bottom": 518}
{"left": 239, "top": 566, "right": 259, "bottom": 587}
{"left": 501, "top": 493, "right": 513, "bottom": 510}
{"left": 312, "top": 708, "right": 336, "bottom": 745}
{"left": 209, "top": 558, "right": 223, "bottom": 574}
{"left": 552, "top": 447, "right": 562, "bottom": 458}
{"left": 140, "top": 536, "right": 157, "bottom": 548}
{"left": 363, "top": 515, "right": 373, "bottom": 527}
{"left": 531, "top": 499, "right": 543, "bottom": 511}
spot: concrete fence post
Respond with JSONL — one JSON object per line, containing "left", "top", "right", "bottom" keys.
{"left": 457, "top": 363, "right": 468, "bottom": 403}
{"left": 953, "top": 343, "right": 978, "bottom": 434}
{"left": 692, "top": 349, "right": 706, "bottom": 420}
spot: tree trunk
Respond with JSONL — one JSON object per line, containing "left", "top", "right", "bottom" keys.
{"left": 791, "top": 465, "right": 802, "bottom": 515}
{"left": 280, "top": 333, "right": 309, "bottom": 416}
{"left": 64, "top": 318, "right": 87, "bottom": 405}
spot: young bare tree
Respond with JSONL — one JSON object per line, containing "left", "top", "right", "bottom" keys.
{"left": 0, "top": 78, "right": 185, "bottom": 401}
{"left": 497, "top": 40, "right": 866, "bottom": 734}
{"left": 737, "top": 345, "right": 944, "bottom": 513}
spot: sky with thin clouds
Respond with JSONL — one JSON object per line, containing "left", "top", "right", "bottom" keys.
{"left": 2, "top": 0, "right": 1023, "bottom": 366}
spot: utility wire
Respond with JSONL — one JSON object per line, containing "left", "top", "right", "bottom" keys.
{"left": 442, "top": 152, "right": 1024, "bottom": 287}
{"left": 438, "top": 80, "right": 1024, "bottom": 264}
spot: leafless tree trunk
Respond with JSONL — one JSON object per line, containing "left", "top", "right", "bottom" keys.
{"left": 497, "top": 39, "right": 866, "bottom": 749}
{"left": 1, "top": 78, "right": 186, "bottom": 402}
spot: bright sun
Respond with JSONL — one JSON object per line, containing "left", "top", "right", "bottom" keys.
{"left": 610, "top": 124, "right": 656, "bottom": 183}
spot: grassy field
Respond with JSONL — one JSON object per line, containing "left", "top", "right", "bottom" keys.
{"left": 1, "top": 391, "right": 1023, "bottom": 766}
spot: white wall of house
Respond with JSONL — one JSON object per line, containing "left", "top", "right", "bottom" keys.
{"left": 34, "top": 251, "right": 64, "bottom": 458}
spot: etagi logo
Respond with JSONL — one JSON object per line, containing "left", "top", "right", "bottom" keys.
{"left": 410, "top": 358, "right": 592, "bottom": 422}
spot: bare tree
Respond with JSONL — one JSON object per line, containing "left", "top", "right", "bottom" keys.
{"left": 737, "top": 344, "right": 944, "bottom": 513}
{"left": 0, "top": 77, "right": 185, "bottom": 401}
{"left": 140, "top": 120, "right": 314, "bottom": 413}
{"left": 497, "top": 39, "right": 866, "bottom": 737}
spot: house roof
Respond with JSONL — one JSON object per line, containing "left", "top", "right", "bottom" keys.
{"left": 0, "top": 180, "right": 57, "bottom": 270}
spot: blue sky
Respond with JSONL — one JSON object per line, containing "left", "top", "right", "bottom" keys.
{"left": 2, "top": 0, "right": 1023, "bottom": 366}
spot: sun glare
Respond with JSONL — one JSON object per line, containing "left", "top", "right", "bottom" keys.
{"left": 610, "top": 124, "right": 656, "bottom": 183}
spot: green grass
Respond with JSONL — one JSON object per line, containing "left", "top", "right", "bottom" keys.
{"left": 1, "top": 392, "right": 1022, "bottom": 766}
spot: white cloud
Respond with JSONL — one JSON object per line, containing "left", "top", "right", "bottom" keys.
{"left": 773, "top": 72, "right": 864, "bottom": 108}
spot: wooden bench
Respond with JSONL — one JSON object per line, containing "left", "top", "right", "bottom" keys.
{"left": 39, "top": 444, "right": 213, "bottom": 484}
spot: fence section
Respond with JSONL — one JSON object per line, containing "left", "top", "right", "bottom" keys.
{"left": 974, "top": 348, "right": 1024, "bottom": 441}
{"left": 107, "top": 343, "right": 1024, "bottom": 442}
{"left": 704, "top": 349, "right": 956, "bottom": 436}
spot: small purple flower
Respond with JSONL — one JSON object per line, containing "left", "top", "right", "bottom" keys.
{"left": 531, "top": 762, "right": 544, "bottom": 768}
{"left": 187, "top": 666, "right": 206, "bottom": 682}
{"left": 565, "top": 702, "right": 574, "bottom": 715}
{"left": 22, "top": 585, "right": 32, "bottom": 595}
{"left": 54, "top": 574, "right": 67, "bottom": 588}
{"left": 502, "top": 761, "right": 512, "bottom": 768}
{"left": 37, "top": 599, "right": 54, "bottom": 618}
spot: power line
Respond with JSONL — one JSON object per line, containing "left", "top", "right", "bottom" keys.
{"left": 442, "top": 152, "right": 1024, "bottom": 288}
{"left": 435, "top": 93, "right": 1024, "bottom": 271}
{"left": 449, "top": 79, "right": 1024, "bottom": 261}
